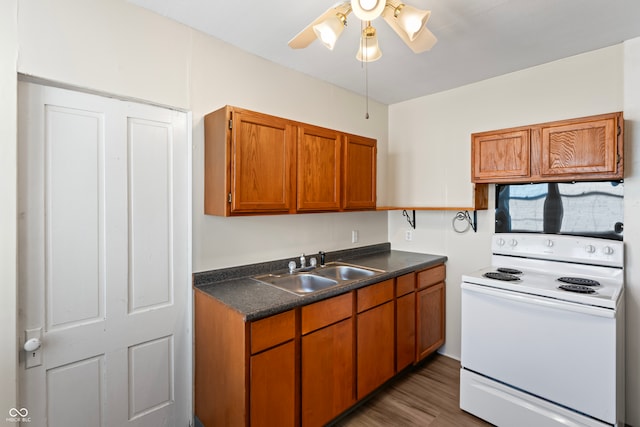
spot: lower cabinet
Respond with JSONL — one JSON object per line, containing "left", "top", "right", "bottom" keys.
{"left": 301, "top": 318, "right": 354, "bottom": 427}
{"left": 249, "top": 309, "right": 297, "bottom": 427}
{"left": 356, "top": 280, "right": 395, "bottom": 399}
{"left": 416, "top": 264, "right": 446, "bottom": 361}
{"left": 250, "top": 341, "right": 296, "bottom": 427}
{"left": 395, "top": 272, "right": 416, "bottom": 372}
{"left": 194, "top": 290, "right": 297, "bottom": 427}
{"left": 194, "top": 263, "right": 446, "bottom": 427}
{"left": 301, "top": 293, "right": 355, "bottom": 427}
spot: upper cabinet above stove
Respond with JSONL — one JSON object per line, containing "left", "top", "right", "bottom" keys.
{"left": 471, "top": 112, "right": 624, "bottom": 184}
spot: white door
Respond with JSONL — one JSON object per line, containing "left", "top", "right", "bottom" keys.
{"left": 17, "top": 82, "right": 192, "bottom": 427}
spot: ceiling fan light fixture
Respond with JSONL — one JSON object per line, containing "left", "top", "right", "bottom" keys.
{"left": 351, "top": 0, "right": 386, "bottom": 21}
{"left": 313, "top": 12, "right": 347, "bottom": 50}
{"left": 394, "top": 4, "right": 430, "bottom": 41}
{"left": 356, "top": 25, "right": 382, "bottom": 62}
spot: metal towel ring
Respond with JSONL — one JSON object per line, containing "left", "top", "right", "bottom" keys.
{"left": 452, "top": 211, "right": 472, "bottom": 233}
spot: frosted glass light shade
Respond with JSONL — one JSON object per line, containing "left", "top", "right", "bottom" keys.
{"left": 396, "top": 5, "right": 430, "bottom": 41}
{"left": 351, "top": 0, "right": 386, "bottom": 21}
{"left": 356, "top": 27, "right": 382, "bottom": 62}
{"left": 313, "top": 14, "right": 346, "bottom": 50}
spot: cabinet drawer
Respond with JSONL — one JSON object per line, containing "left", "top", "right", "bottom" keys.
{"left": 395, "top": 273, "right": 416, "bottom": 297}
{"left": 302, "top": 292, "right": 353, "bottom": 335}
{"left": 417, "top": 264, "right": 445, "bottom": 290}
{"left": 251, "top": 309, "right": 296, "bottom": 354}
{"left": 357, "top": 279, "right": 394, "bottom": 313}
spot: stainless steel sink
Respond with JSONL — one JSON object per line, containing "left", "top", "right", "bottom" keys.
{"left": 253, "top": 262, "right": 384, "bottom": 296}
{"left": 254, "top": 273, "right": 339, "bottom": 295}
{"left": 313, "top": 263, "right": 381, "bottom": 281}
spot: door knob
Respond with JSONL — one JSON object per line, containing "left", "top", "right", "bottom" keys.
{"left": 24, "top": 338, "right": 41, "bottom": 352}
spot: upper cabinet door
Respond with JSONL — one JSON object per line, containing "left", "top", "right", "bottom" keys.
{"left": 343, "top": 134, "right": 377, "bottom": 210}
{"left": 204, "top": 107, "right": 295, "bottom": 215}
{"left": 231, "top": 110, "right": 295, "bottom": 213}
{"left": 297, "top": 125, "right": 342, "bottom": 212}
{"left": 471, "top": 129, "right": 530, "bottom": 183}
{"left": 540, "top": 117, "right": 620, "bottom": 178}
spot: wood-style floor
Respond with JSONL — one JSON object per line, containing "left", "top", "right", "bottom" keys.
{"left": 332, "top": 354, "right": 493, "bottom": 427}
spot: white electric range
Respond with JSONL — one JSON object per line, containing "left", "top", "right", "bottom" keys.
{"left": 460, "top": 233, "right": 625, "bottom": 427}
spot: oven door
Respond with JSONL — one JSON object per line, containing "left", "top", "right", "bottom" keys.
{"left": 461, "top": 282, "right": 619, "bottom": 425}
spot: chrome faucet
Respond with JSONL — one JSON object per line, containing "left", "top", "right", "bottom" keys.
{"left": 288, "top": 253, "right": 318, "bottom": 273}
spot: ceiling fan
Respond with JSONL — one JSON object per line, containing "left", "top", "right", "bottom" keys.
{"left": 288, "top": 0, "right": 437, "bottom": 62}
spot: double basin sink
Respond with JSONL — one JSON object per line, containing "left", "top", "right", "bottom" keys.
{"left": 253, "top": 262, "right": 385, "bottom": 296}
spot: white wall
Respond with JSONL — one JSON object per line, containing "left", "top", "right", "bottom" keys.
{"left": 187, "top": 30, "right": 390, "bottom": 271}
{"left": 0, "top": 0, "right": 18, "bottom": 420}
{"left": 623, "top": 37, "right": 640, "bottom": 427}
{"left": 2, "top": 1, "right": 389, "bottom": 420}
{"left": 387, "top": 43, "right": 640, "bottom": 425}
{"left": 15, "top": 0, "right": 390, "bottom": 269}
{"left": 387, "top": 45, "right": 623, "bottom": 207}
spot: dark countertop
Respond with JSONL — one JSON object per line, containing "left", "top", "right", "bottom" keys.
{"left": 193, "top": 243, "right": 447, "bottom": 321}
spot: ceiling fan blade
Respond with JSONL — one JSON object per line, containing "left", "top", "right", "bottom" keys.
{"left": 288, "top": 2, "right": 351, "bottom": 49}
{"left": 381, "top": 6, "right": 437, "bottom": 53}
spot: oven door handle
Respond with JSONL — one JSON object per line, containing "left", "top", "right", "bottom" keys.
{"left": 461, "top": 283, "right": 616, "bottom": 318}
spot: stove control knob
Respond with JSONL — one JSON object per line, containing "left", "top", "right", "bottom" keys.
{"left": 545, "top": 239, "right": 554, "bottom": 247}
{"left": 496, "top": 237, "right": 505, "bottom": 247}
{"left": 509, "top": 239, "right": 518, "bottom": 247}
{"left": 603, "top": 246, "right": 614, "bottom": 255}
{"left": 585, "top": 245, "right": 596, "bottom": 254}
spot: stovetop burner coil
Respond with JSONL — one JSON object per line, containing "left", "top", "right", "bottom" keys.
{"left": 557, "top": 277, "right": 600, "bottom": 287}
{"left": 558, "top": 284, "right": 597, "bottom": 294}
{"left": 484, "top": 271, "right": 521, "bottom": 281}
{"left": 497, "top": 267, "right": 523, "bottom": 275}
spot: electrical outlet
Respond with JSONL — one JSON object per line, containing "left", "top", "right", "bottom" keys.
{"left": 405, "top": 230, "right": 413, "bottom": 241}
{"left": 352, "top": 230, "right": 359, "bottom": 243}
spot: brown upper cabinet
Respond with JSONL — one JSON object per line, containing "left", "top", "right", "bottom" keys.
{"left": 343, "top": 134, "right": 377, "bottom": 210}
{"left": 204, "top": 107, "right": 295, "bottom": 215}
{"left": 297, "top": 124, "right": 342, "bottom": 212}
{"left": 204, "top": 106, "right": 377, "bottom": 216}
{"left": 472, "top": 112, "right": 623, "bottom": 184}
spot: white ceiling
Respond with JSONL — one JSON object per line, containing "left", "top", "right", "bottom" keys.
{"left": 129, "top": 0, "right": 640, "bottom": 105}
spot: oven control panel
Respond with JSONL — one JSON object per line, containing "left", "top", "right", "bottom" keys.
{"left": 493, "top": 234, "right": 623, "bottom": 268}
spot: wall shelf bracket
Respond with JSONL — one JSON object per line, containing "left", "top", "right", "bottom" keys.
{"left": 402, "top": 209, "right": 416, "bottom": 229}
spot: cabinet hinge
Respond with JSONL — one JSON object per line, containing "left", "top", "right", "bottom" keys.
{"left": 229, "top": 119, "right": 233, "bottom": 129}
{"left": 617, "top": 125, "right": 621, "bottom": 136}
{"left": 228, "top": 193, "right": 232, "bottom": 203}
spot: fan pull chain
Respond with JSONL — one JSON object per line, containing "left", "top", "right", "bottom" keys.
{"left": 365, "top": 60, "right": 370, "bottom": 119}
{"left": 361, "top": 20, "right": 370, "bottom": 119}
